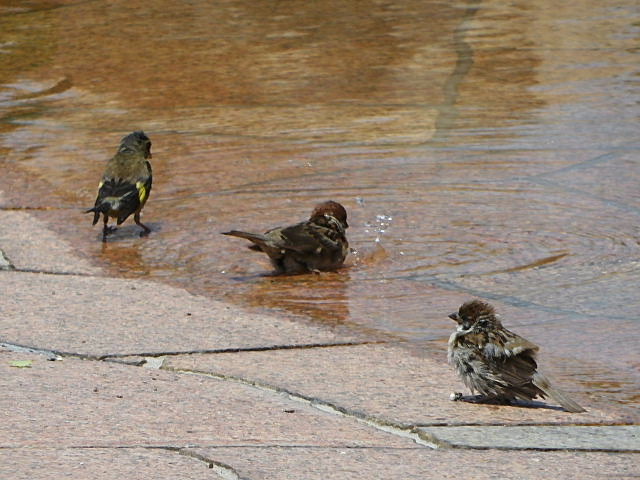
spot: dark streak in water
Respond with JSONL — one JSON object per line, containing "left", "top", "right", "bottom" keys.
{"left": 431, "top": 0, "right": 479, "bottom": 144}
{"left": 482, "top": 252, "right": 570, "bottom": 275}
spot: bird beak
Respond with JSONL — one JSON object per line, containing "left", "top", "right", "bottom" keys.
{"left": 448, "top": 312, "right": 460, "bottom": 322}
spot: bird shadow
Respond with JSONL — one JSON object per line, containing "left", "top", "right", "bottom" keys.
{"left": 453, "top": 394, "right": 566, "bottom": 412}
{"left": 96, "top": 222, "right": 162, "bottom": 243}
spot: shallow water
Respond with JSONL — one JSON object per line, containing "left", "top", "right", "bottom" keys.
{"left": 0, "top": 0, "right": 639, "bottom": 412}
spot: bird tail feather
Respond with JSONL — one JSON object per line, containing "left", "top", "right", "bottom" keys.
{"left": 85, "top": 203, "right": 110, "bottom": 225}
{"left": 533, "top": 372, "right": 585, "bottom": 413}
{"left": 222, "top": 230, "right": 270, "bottom": 250}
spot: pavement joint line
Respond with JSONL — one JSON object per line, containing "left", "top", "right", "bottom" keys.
{"left": 417, "top": 425, "right": 640, "bottom": 453}
{"left": 1, "top": 340, "right": 388, "bottom": 361}
{"left": 162, "top": 368, "right": 640, "bottom": 453}
{"left": 163, "top": 366, "right": 444, "bottom": 450}
{"left": 0, "top": 206, "right": 77, "bottom": 211}
{"left": 415, "top": 277, "right": 635, "bottom": 322}
{"left": 0, "top": 444, "right": 429, "bottom": 451}
{"left": 351, "top": 259, "right": 637, "bottom": 322}
{"left": 443, "top": 444, "right": 640, "bottom": 453}
{"left": 3, "top": 342, "right": 636, "bottom": 454}
{"left": 1, "top": 267, "right": 96, "bottom": 277}
{"left": 527, "top": 177, "right": 640, "bottom": 216}
{"left": 527, "top": 144, "right": 639, "bottom": 179}
{"left": 98, "top": 341, "right": 390, "bottom": 359}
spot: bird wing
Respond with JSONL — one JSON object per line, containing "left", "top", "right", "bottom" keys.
{"left": 482, "top": 329, "right": 543, "bottom": 398}
{"left": 93, "top": 178, "right": 141, "bottom": 223}
{"left": 276, "top": 221, "right": 342, "bottom": 254}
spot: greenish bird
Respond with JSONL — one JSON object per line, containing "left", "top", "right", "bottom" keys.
{"left": 86, "top": 131, "right": 153, "bottom": 241}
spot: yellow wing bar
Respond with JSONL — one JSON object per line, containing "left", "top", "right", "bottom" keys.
{"left": 136, "top": 182, "right": 147, "bottom": 203}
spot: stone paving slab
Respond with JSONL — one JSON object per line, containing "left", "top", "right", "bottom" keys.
{"left": 419, "top": 425, "right": 640, "bottom": 451}
{"left": 0, "top": 448, "right": 220, "bottom": 480}
{"left": 0, "top": 350, "right": 412, "bottom": 449}
{"left": 164, "top": 343, "right": 629, "bottom": 427}
{"left": 188, "top": 446, "right": 639, "bottom": 480}
{"left": 0, "top": 209, "right": 100, "bottom": 275}
{"left": 0, "top": 270, "right": 374, "bottom": 356}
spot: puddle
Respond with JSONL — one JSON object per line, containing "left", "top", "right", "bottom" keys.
{"left": 0, "top": 0, "right": 638, "bottom": 414}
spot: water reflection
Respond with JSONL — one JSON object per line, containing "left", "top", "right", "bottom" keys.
{"left": 0, "top": 0, "right": 638, "bottom": 411}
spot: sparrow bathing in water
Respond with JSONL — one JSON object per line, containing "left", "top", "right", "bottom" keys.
{"left": 222, "top": 200, "right": 349, "bottom": 274}
{"left": 447, "top": 300, "right": 585, "bottom": 413}
{"left": 86, "top": 131, "right": 153, "bottom": 241}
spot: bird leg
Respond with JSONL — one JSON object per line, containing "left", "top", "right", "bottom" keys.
{"left": 134, "top": 212, "right": 151, "bottom": 237}
{"left": 102, "top": 215, "right": 117, "bottom": 241}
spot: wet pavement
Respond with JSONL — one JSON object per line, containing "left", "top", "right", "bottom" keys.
{"left": 0, "top": 204, "right": 638, "bottom": 479}
{"left": 1, "top": 0, "right": 639, "bottom": 477}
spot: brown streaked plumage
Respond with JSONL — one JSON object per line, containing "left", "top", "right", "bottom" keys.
{"left": 222, "top": 200, "right": 349, "bottom": 274}
{"left": 86, "top": 131, "right": 153, "bottom": 241}
{"left": 447, "top": 299, "right": 585, "bottom": 413}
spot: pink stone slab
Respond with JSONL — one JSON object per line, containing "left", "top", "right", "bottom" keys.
{"left": 164, "top": 343, "right": 632, "bottom": 427}
{"left": 0, "top": 448, "right": 214, "bottom": 480}
{"left": 189, "top": 447, "right": 639, "bottom": 480}
{"left": 0, "top": 270, "right": 375, "bottom": 356}
{"left": 0, "top": 350, "right": 412, "bottom": 449}
{"left": 0, "top": 210, "right": 100, "bottom": 275}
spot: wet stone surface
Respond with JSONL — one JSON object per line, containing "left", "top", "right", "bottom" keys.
{"left": 0, "top": 1, "right": 639, "bottom": 478}
{"left": 0, "top": 0, "right": 638, "bottom": 410}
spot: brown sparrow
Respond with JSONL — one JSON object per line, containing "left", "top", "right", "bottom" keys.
{"left": 448, "top": 300, "right": 585, "bottom": 413}
{"left": 222, "top": 200, "right": 349, "bottom": 274}
{"left": 86, "top": 131, "right": 153, "bottom": 241}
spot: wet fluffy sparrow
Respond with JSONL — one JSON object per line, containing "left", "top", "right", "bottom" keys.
{"left": 448, "top": 300, "right": 585, "bottom": 413}
{"left": 86, "top": 131, "right": 153, "bottom": 241}
{"left": 222, "top": 200, "right": 349, "bottom": 274}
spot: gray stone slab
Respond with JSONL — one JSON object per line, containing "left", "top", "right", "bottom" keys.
{"left": 189, "top": 446, "right": 640, "bottom": 480}
{"left": 0, "top": 270, "right": 372, "bottom": 356}
{"left": 0, "top": 448, "right": 221, "bottom": 480}
{"left": 420, "top": 425, "right": 640, "bottom": 451}
{"left": 0, "top": 350, "right": 412, "bottom": 449}
{"left": 164, "top": 344, "right": 627, "bottom": 428}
